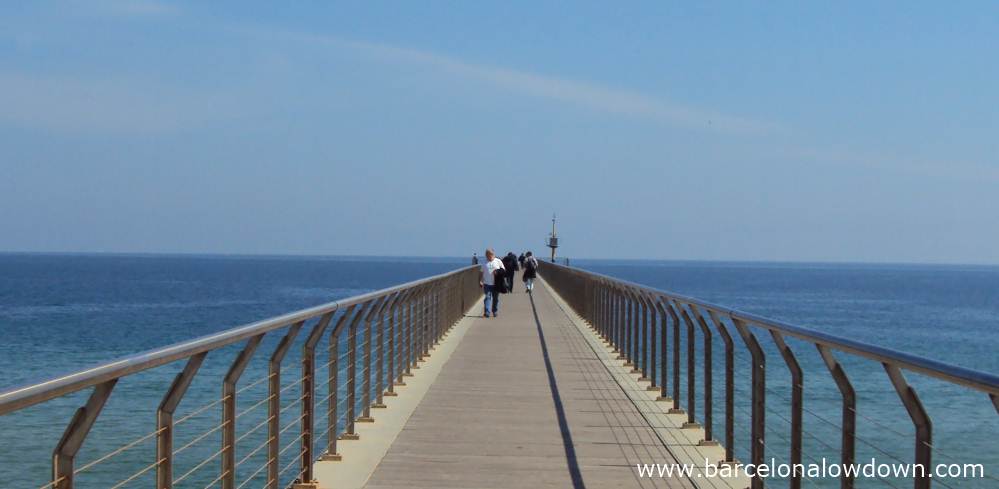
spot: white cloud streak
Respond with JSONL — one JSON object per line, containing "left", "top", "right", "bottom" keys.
{"left": 249, "top": 28, "right": 782, "bottom": 134}
{"left": 0, "top": 19, "right": 778, "bottom": 136}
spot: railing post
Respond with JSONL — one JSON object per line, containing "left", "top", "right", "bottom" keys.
{"left": 626, "top": 289, "right": 637, "bottom": 370}
{"left": 404, "top": 289, "right": 415, "bottom": 376}
{"left": 268, "top": 321, "right": 303, "bottom": 489}
{"left": 594, "top": 281, "right": 601, "bottom": 335}
{"left": 639, "top": 295, "right": 650, "bottom": 381}
{"left": 424, "top": 290, "right": 433, "bottom": 357}
{"left": 431, "top": 289, "right": 440, "bottom": 347}
{"left": 300, "top": 312, "right": 334, "bottom": 480}
{"left": 375, "top": 294, "right": 400, "bottom": 407}
{"left": 655, "top": 300, "right": 671, "bottom": 402}
{"left": 600, "top": 283, "right": 609, "bottom": 340}
{"left": 157, "top": 352, "right": 207, "bottom": 489}
{"left": 675, "top": 301, "right": 699, "bottom": 428}
{"left": 414, "top": 291, "right": 424, "bottom": 364}
{"left": 386, "top": 291, "right": 412, "bottom": 397}
{"left": 451, "top": 277, "right": 458, "bottom": 326}
{"left": 668, "top": 303, "right": 682, "bottom": 413}
{"left": 422, "top": 291, "right": 431, "bottom": 358}
{"left": 616, "top": 286, "right": 626, "bottom": 358}
{"left": 360, "top": 298, "right": 385, "bottom": 423}
{"left": 817, "top": 345, "right": 856, "bottom": 489}
{"left": 414, "top": 291, "right": 423, "bottom": 363}
{"left": 606, "top": 286, "right": 614, "bottom": 348}
{"left": 883, "top": 364, "right": 932, "bottom": 489}
{"left": 770, "top": 330, "right": 803, "bottom": 489}
{"left": 52, "top": 380, "right": 117, "bottom": 489}
{"left": 425, "top": 290, "right": 434, "bottom": 352}
{"left": 690, "top": 304, "right": 715, "bottom": 444}
{"left": 396, "top": 291, "right": 413, "bottom": 382}
{"left": 323, "top": 306, "right": 356, "bottom": 460}
{"left": 584, "top": 279, "right": 597, "bottom": 326}
{"left": 459, "top": 272, "right": 466, "bottom": 314}
{"left": 732, "top": 318, "right": 765, "bottom": 489}
{"left": 438, "top": 287, "right": 445, "bottom": 342}
{"left": 621, "top": 287, "right": 631, "bottom": 362}
{"left": 222, "top": 334, "right": 264, "bottom": 489}
{"left": 707, "top": 310, "right": 736, "bottom": 463}
{"left": 621, "top": 289, "right": 631, "bottom": 363}
{"left": 344, "top": 303, "right": 368, "bottom": 440}
{"left": 645, "top": 293, "right": 658, "bottom": 391}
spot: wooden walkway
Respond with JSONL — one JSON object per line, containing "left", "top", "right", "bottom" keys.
{"left": 357, "top": 276, "right": 702, "bottom": 489}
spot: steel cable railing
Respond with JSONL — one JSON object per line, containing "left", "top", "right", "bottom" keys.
{"left": 0, "top": 265, "right": 481, "bottom": 489}
{"left": 540, "top": 261, "right": 999, "bottom": 489}
{"left": 173, "top": 446, "right": 227, "bottom": 485}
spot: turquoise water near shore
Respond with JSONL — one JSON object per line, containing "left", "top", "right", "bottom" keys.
{"left": 1, "top": 254, "right": 996, "bottom": 487}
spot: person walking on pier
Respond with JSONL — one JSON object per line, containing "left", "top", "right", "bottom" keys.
{"left": 472, "top": 253, "right": 478, "bottom": 265}
{"left": 479, "top": 248, "right": 505, "bottom": 318}
{"left": 522, "top": 251, "right": 538, "bottom": 292}
{"left": 502, "top": 251, "right": 518, "bottom": 292}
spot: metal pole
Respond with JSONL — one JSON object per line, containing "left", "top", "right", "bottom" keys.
{"left": 157, "top": 353, "right": 206, "bottom": 489}
{"left": 707, "top": 310, "right": 736, "bottom": 463}
{"left": 221, "top": 335, "right": 264, "bottom": 489}
{"left": 301, "top": 312, "right": 334, "bottom": 479}
{"left": 817, "top": 344, "right": 855, "bottom": 489}
{"left": 883, "top": 364, "right": 932, "bottom": 489}
{"left": 771, "top": 330, "right": 803, "bottom": 489}
{"left": 691, "top": 304, "right": 714, "bottom": 443}
{"left": 52, "top": 380, "right": 117, "bottom": 489}
{"left": 267, "top": 322, "right": 303, "bottom": 489}
{"left": 732, "top": 318, "right": 765, "bottom": 489}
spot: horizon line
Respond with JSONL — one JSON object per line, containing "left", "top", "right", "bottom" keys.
{"left": 2, "top": 249, "right": 998, "bottom": 268}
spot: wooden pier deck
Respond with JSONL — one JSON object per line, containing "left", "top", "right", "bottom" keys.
{"left": 315, "top": 275, "right": 746, "bottom": 489}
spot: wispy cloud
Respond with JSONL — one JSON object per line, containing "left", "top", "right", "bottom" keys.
{"left": 244, "top": 27, "right": 782, "bottom": 135}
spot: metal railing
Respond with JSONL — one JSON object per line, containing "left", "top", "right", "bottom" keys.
{"left": 540, "top": 261, "right": 999, "bottom": 489}
{"left": 0, "top": 265, "right": 482, "bottom": 489}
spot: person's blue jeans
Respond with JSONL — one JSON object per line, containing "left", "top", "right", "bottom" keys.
{"left": 483, "top": 284, "right": 500, "bottom": 316}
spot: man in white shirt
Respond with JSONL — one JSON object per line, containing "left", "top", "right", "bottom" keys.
{"left": 478, "top": 248, "right": 505, "bottom": 318}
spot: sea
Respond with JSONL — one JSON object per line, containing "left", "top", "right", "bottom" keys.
{"left": 1, "top": 254, "right": 996, "bottom": 488}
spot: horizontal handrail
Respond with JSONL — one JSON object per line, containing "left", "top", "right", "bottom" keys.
{"left": 541, "top": 261, "right": 999, "bottom": 396}
{"left": 0, "top": 265, "right": 478, "bottom": 416}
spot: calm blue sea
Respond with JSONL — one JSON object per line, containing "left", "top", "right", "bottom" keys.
{"left": 1, "top": 254, "right": 996, "bottom": 488}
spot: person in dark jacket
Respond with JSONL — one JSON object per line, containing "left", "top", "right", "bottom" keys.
{"left": 522, "top": 251, "right": 538, "bottom": 292}
{"left": 502, "top": 252, "right": 518, "bottom": 292}
{"left": 518, "top": 253, "right": 525, "bottom": 269}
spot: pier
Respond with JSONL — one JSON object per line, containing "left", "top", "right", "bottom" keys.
{"left": 1, "top": 263, "right": 997, "bottom": 489}
{"left": 314, "top": 273, "right": 736, "bottom": 489}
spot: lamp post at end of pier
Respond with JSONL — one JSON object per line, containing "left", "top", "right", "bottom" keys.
{"left": 546, "top": 214, "right": 559, "bottom": 262}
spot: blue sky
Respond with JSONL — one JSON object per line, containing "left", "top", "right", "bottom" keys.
{"left": 1, "top": 1, "right": 998, "bottom": 263}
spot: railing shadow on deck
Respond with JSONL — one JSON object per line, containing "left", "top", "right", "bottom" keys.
{"left": 528, "top": 290, "right": 587, "bottom": 489}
